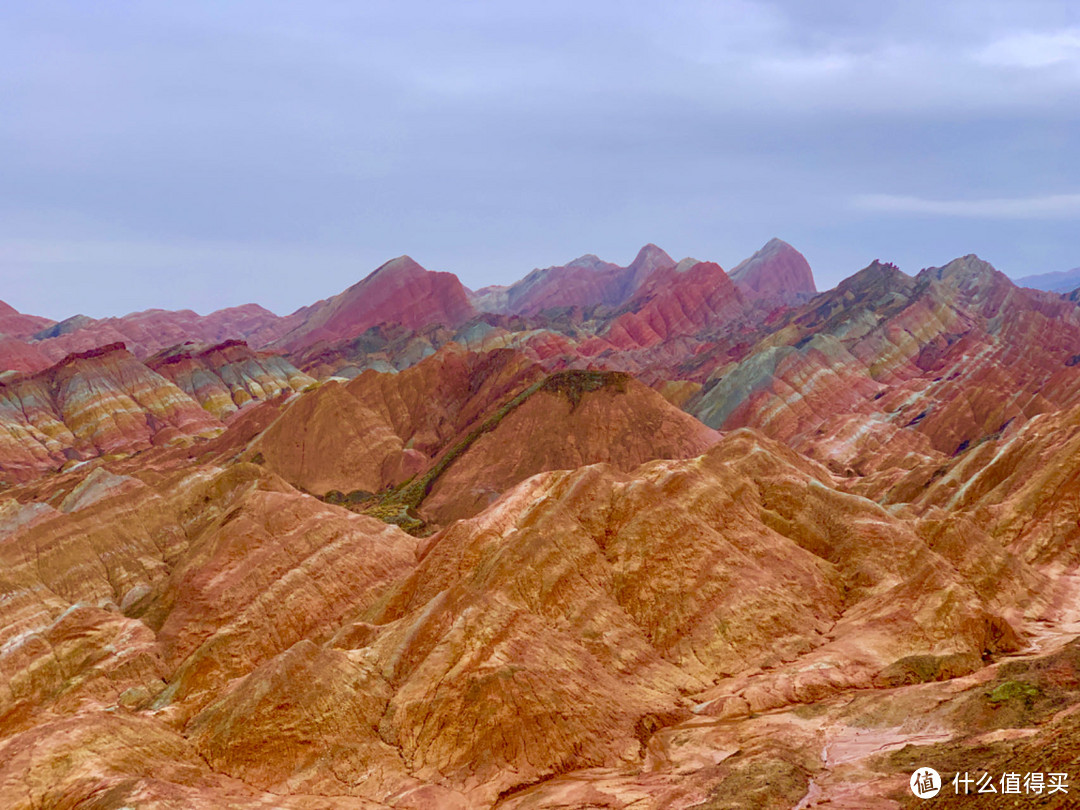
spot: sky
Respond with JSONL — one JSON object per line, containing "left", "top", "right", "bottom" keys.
{"left": 1, "top": 0, "right": 1077, "bottom": 319}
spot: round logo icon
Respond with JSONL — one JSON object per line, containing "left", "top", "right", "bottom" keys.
{"left": 910, "top": 767, "right": 942, "bottom": 799}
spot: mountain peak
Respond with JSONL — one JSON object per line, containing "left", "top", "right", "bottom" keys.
{"left": 729, "top": 238, "right": 816, "bottom": 303}
{"left": 566, "top": 253, "right": 606, "bottom": 270}
{"left": 623, "top": 244, "right": 676, "bottom": 296}
{"left": 631, "top": 243, "right": 671, "bottom": 263}
{"left": 32, "top": 314, "right": 96, "bottom": 341}
{"left": 275, "top": 255, "right": 473, "bottom": 354}
{"left": 762, "top": 236, "right": 793, "bottom": 251}
{"left": 921, "top": 254, "right": 1009, "bottom": 290}
{"left": 367, "top": 255, "right": 427, "bottom": 281}
{"left": 834, "top": 259, "right": 914, "bottom": 301}
{"left": 628, "top": 243, "right": 674, "bottom": 272}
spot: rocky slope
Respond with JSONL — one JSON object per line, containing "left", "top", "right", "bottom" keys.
{"left": 0, "top": 301, "right": 56, "bottom": 374}
{"left": 691, "top": 255, "right": 1080, "bottom": 479}
{"left": 0, "top": 300, "right": 54, "bottom": 340}
{"left": 243, "top": 345, "right": 542, "bottom": 497}
{"left": 0, "top": 340, "right": 319, "bottom": 483}
{"left": 418, "top": 369, "right": 720, "bottom": 523}
{"left": 0, "top": 336, "right": 52, "bottom": 376}
{"left": 0, "top": 420, "right": 1042, "bottom": 808}
{"left": 599, "top": 259, "right": 747, "bottom": 351}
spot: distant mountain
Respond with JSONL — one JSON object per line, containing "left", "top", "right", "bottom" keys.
{"left": 0, "top": 299, "right": 54, "bottom": 339}
{"left": 0, "top": 303, "right": 287, "bottom": 375}
{"left": 470, "top": 243, "right": 676, "bottom": 315}
{"left": 272, "top": 255, "right": 475, "bottom": 355}
{"left": 603, "top": 259, "right": 745, "bottom": 350}
{"left": 1, "top": 241, "right": 809, "bottom": 379}
{"left": 32, "top": 304, "right": 287, "bottom": 364}
{"left": 1014, "top": 265, "right": 1080, "bottom": 293}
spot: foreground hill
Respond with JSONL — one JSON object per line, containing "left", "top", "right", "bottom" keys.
{"left": 0, "top": 418, "right": 1044, "bottom": 807}
{"left": 243, "top": 346, "right": 719, "bottom": 528}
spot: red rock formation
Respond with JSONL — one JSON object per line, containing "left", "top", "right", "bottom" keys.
{"left": 0, "top": 425, "right": 1031, "bottom": 806}
{"left": 693, "top": 255, "right": 1080, "bottom": 477}
{"left": 0, "top": 300, "right": 54, "bottom": 340}
{"left": 0, "top": 337, "right": 51, "bottom": 375}
{"left": 246, "top": 345, "right": 543, "bottom": 496}
{"left": 246, "top": 377, "right": 423, "bottom": 495}
{"left": 246, "top": 347, "right": 718, "bottom": 527}
{"left": 0, "top": 302, "right": 57, "bottom": 374}
{"left": 0, "top": 462, "right": 432, "bottom": 806}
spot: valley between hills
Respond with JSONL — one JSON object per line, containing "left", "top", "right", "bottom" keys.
{"left": 3, "top": 239, "right": 1080, "bottom": 808}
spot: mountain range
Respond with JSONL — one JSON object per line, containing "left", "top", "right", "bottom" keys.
{"left": 3, "top": 239, "right": 1080, "bottom": 808}
{"left": 1015, "top": 265, "right": 1080, "bottom": 293}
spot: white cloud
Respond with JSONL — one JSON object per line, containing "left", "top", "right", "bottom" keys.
{"left": 854, "top": 193, "right": 1080, "bottom": 219}
{"left": 754, "top": 52, "right": 857, "bottom": 78}
{"left": 976, "top": 28, "right": 1080, "bottom": 69}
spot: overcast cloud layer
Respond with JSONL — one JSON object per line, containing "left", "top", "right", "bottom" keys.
{"left": 2, "top": 0, "right": 1077, "bottom": 318}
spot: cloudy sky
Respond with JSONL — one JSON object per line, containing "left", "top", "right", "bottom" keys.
{"left": 2, "top": 0, "right": 1077, "bottom": 318}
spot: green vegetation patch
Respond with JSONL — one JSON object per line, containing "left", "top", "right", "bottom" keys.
{"left": 323, "top": 489, "right": 373, "bottom": 507}
{"left": 537, "top": 369, "right": 630, "bottom": 408}
{"left": 875, "top": 652, "right": 981, "bottom": 688}
{"left": 988, "top": 680, "right": 1042, "bottom": 705}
